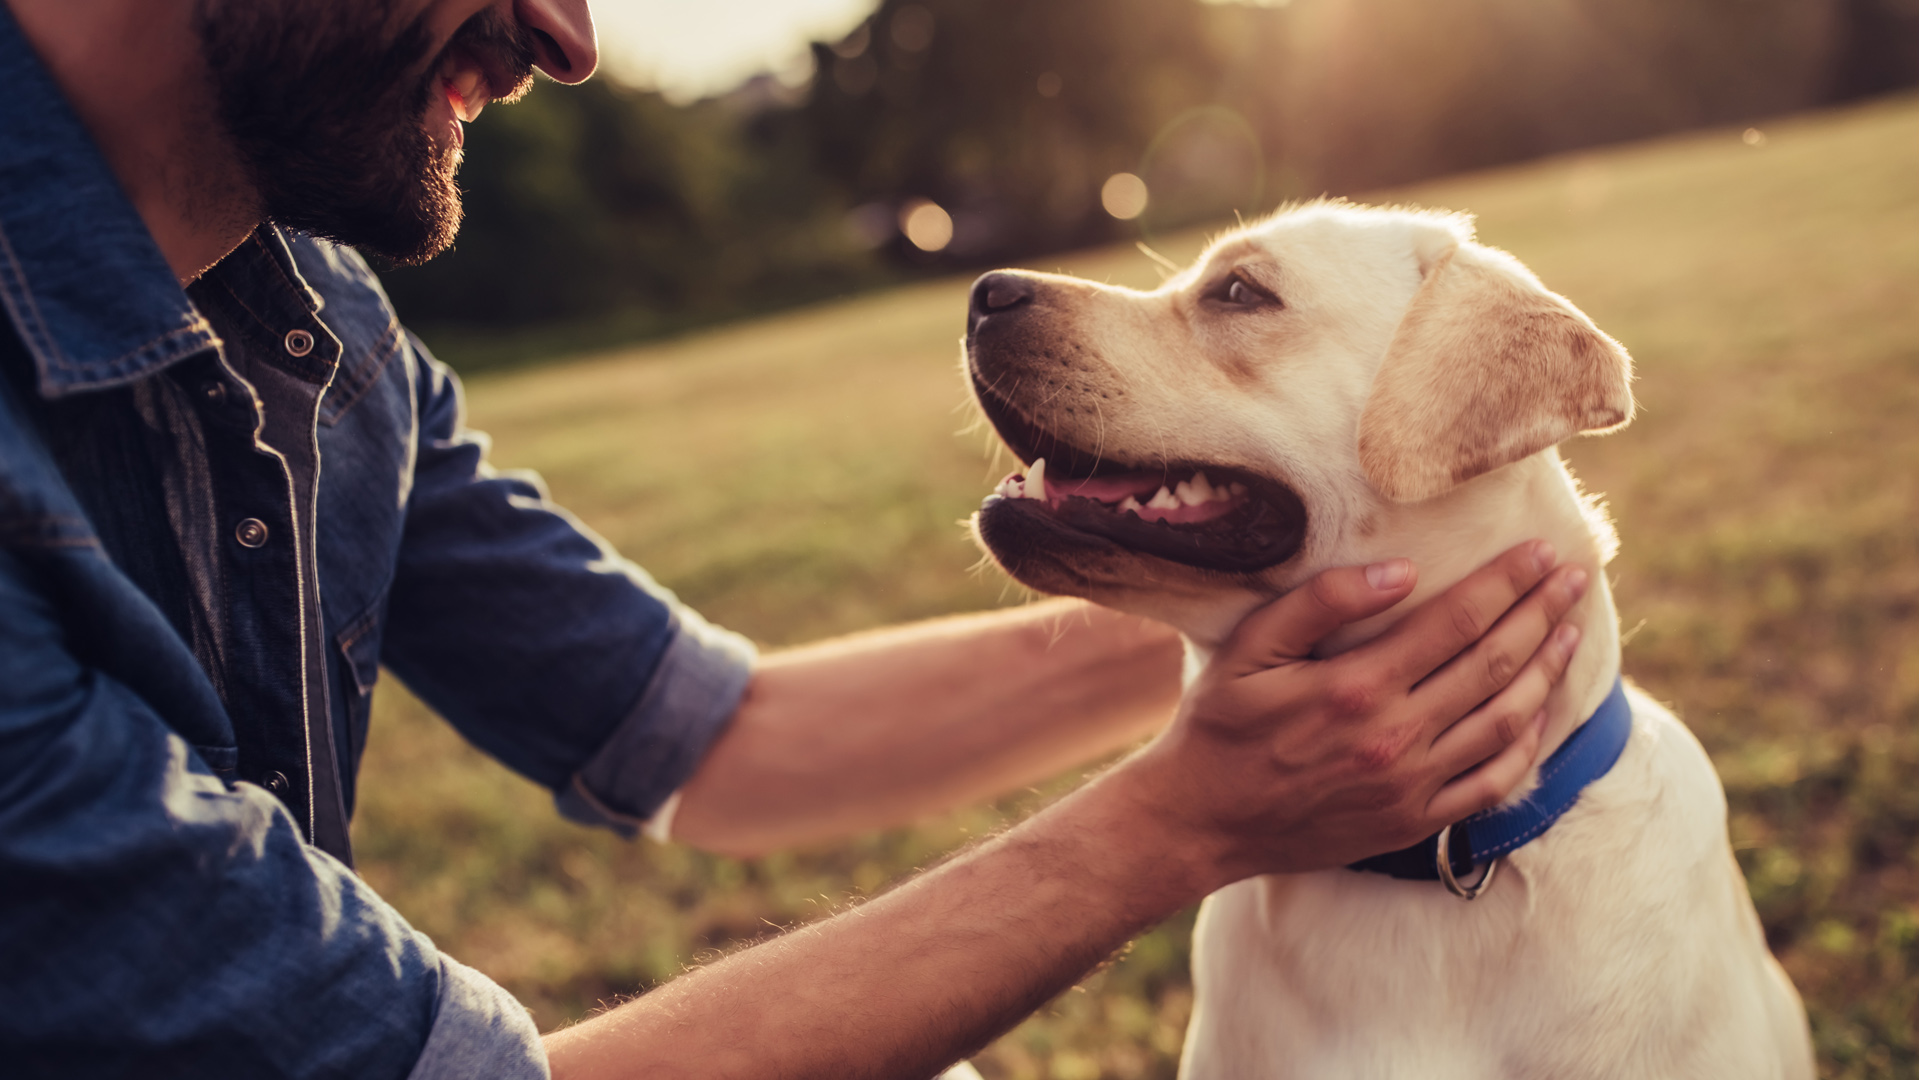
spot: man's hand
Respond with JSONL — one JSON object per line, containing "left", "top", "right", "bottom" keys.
{"left": 1118, "top": 540, "right": 1588, "bottom": 893}
{"left": 547, "top": 542, "right": 1589, "bottom": 1080}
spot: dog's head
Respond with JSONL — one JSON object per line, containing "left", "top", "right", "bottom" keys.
{"left": 965, "top": 201, "right": 1633, "bottom": 642}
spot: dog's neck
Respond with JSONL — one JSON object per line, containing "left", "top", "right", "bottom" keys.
{"left": 1182, "top": 449, "right": 1622, "bottom": 775}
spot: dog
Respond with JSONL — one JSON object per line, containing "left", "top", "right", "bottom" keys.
{"left": 962, "top": 201, "right": 1813, "bottom": 1078}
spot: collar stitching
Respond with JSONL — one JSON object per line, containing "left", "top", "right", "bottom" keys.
{"left": 0, "top": 217, "right": 69, "bottom": 372}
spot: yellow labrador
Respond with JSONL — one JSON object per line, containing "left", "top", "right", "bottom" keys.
{"left": 962, "top": 202, "right": 1812, "bottom": 1078}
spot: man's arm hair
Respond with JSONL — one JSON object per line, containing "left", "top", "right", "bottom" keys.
{"left": 671, "top": 598, "right": 1184, "bottom": 855}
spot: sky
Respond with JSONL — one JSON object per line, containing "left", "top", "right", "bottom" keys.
{"left": 592, "top": 0, "right": 1285, "bottom": 101}
{"left": 593, "top": 0, "right": 876, "bottom": 100}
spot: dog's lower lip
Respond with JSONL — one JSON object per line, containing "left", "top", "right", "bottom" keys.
{"left": 969, "top": 356, "right": 1308, "bottom": 573}
{"left": 982, "top": 459, "right": 1306, "bottom": 574}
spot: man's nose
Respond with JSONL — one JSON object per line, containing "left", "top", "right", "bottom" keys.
{"left": 969, "top": 272, "right": 1036, "bottom": 335}
{"left": 514, "top": 0, "right": 597, "bottom": 83}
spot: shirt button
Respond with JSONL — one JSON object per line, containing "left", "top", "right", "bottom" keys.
{"left": 262, "top": 770, "right": 290, "bottom": 795}
{"left": 284, "top": 329, "right": 315, "bottom": 357}
{"left": 200, "top": 380, "right": 228, "bottom": 407}
{"left": 234, "top": 518, "right": 270, "bottom": 548}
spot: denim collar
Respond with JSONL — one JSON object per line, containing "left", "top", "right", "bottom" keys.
{"left": 0, "top": 3, "right": 225, "bottom": 398}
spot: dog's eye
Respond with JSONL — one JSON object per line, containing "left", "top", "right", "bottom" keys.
{"left": 1205, "top": 273, "right": 1278, "bottom": 310}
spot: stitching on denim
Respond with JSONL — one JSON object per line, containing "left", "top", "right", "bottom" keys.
{"left": 0, "top": 213, "right": 217, "bottom": 387}
{"left": 212, "top": 272, "right": 294, "bottom": 346}
{"left": 253, "top": 231, "right": 314, "bottom": 303}
{"left": 334, "top": 599, "right": 386, "bottom": 696}
{"left": 0, "top": 216, "right": 69, "bottom": 372}
{"left": 211, "top": 271, "right": 338, "bottom": 386}
{"left": 105, "top": 322, "right": 218, "bottom": 374}
{"left": 319, "top": 321, "right": 404, "bottom": 424}
{"left": 567, "top": 774, "right": 646, "bottom": 827}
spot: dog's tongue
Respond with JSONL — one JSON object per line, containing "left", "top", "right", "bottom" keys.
{"left": 1045, "top": 473, "right": 1159, "bottom": 502}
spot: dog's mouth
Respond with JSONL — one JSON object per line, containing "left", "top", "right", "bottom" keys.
{"left": 973, "top": 379, "right": 1307, "bottom": 574}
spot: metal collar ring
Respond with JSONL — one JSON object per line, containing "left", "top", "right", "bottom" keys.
{"left": 1435, "top": 823, "right": 1500, "bottom": 900}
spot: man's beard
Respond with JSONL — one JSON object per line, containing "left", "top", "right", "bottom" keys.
{"left": 194, "top": 1, "right": 536, "bottom": 266}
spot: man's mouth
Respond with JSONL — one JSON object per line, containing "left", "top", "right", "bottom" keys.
{"left": 442, "top": 67, "right": 489, "bottom": 123}
{"left": 973, "top": 380, "right": 1308, "bottom": 573}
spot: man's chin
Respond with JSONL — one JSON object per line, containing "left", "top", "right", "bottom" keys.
{"left": 269, "top": 154, "right": 464, "bottom": 267}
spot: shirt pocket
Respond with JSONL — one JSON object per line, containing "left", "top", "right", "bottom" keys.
{"left": 335, "top": 602, "right": 384, "bottom": 774}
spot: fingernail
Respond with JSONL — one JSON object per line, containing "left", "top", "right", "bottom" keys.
{"left": 1366, "top": 558, "right": 1411, "bottom": 590}
{"left": 1555, "top": 623, "right": 1582, "bottom": 654}
{"left": 1533, "top": 709, "right": 1549, "bottom": 734}
{"left": 1564, "top": 567, "right": 1589, "bottom": 599}
{"left": 1531, "top": 540, "right": 1556, "bottom": 574}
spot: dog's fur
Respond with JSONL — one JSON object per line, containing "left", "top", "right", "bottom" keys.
{"left": 964, "top": 202, "right": 1813, "bottom": 1078}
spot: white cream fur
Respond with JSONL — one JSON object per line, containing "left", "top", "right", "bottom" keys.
{"left": 968, "top": 202, "right": 1812, "bottom": 1077}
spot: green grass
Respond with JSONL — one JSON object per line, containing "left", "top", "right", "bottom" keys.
{"left": 352, "top": 95, "right": 1918, "bottom": 1078}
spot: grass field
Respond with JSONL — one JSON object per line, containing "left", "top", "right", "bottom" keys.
{"left": 352, "top": 96, "right": 1918, "bottom": 1078}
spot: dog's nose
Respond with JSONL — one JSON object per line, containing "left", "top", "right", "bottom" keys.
{"left": 968, "top": 271, "right": 1035, "bottom": 334}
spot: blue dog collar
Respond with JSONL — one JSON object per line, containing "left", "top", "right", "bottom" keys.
{"left": 1348, "top": 676, "right": 1633, "bottom": 887}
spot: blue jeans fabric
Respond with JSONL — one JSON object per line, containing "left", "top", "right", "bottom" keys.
{"left": 0, "top": 6, "right": 754, "bottom": 1076}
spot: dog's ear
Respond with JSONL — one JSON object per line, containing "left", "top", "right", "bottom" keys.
{"left": 1357, "top": 241, "right": 1634, "bottom": 503}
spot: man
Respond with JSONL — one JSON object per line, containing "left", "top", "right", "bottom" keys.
{"left": 0, "top": 1, "right": 1589, "bottom": 1077}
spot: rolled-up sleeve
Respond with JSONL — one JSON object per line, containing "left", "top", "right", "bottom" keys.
{"left": 0, "top": 549, "right": 547, "bottom": 1078}
{"left": 407, "top": 957, "right": 547, "bottom": 1080}
{"left": 382, "top": 341, "right": 755, "bottom": 831}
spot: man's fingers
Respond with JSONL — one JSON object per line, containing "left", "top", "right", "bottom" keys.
{"left": 1412, "top": 565, "right": 1588, "bottom": 729}
{"left": 1425, "top": 710, "right": 1548, "bottom": 825}
{"left": 1218, "top": 559, "right": 1417, "bottom": 675}
{"left": 1369, "top": 541, "right": 1559, "bottom": 686}
{"left": 1425, "top": 621, "right": 1581, "bottom": 771}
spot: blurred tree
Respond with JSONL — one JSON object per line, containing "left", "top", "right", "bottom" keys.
{"left": 800, "top": 0, "right": 1233, "bottom": 258}
{"left": 380, "top": 78, "right": 882, "bottom": 350}
{"left": 377, "top": 0, "right": 1915, "bottom": 365}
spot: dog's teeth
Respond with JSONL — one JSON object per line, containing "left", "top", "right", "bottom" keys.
{"left": 1174, "top": 481, "right": 1200, "bottom": 506}
{"left": 1025, "top": 458, "right": 1047, "bottom": 500}
{"left": 1228, "top": 482, "right": 1247, "bottom": 497}
{"left": 1189, "top": 472, "right": 1216, "bottom": 502}
{"left": 1119, "top": 495, "right": 1142, "bottom": 514}
{"left": 997, "top": 476, "right": 1022, "bottom": 499}
{"left": 1146, "top": 486, "right": 1179, "bottom": 510}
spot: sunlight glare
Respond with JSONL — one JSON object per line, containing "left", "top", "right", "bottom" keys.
{"left": 901, "top": 199, "right": 954, "bottom": 251}
{"left": 1101, "top": 173, "right": 1150, "bottom": 220}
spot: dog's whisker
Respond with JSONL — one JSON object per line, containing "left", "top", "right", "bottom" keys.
{"left": 1136, "top": 241, "right": 1181, "bottom": 275}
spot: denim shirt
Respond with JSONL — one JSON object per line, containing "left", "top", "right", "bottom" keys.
{"left": 0, "top": 8, "right": 754, "bottom": 1077}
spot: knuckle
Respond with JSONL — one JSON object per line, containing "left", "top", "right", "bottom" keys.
{"left": 1481, "top": 645, "right": 1521, "bottom": 688}
{"left": 1507, "top": 547, "right": 1546, "bottom": 586}
{"left": 1324, "top": 674, "right": 1378, "bottom": 720}
{"left": 1351, "top": 723, "right": 1416, "bottom": 773}
{"left": 1468, "top": 775, "right": 1506, "bottom": 812}
{"left": 1491, "top": 711, "right": 1518, "bottom": 747}
{"left": 1358, "top": 779, "right": 1402, "bottom": 814}
{"left": 1307, "top": 573, "right": 1347, "bottom": 615}
{"left": 1448, "top": 597, "right": 1490, "bottom": 642}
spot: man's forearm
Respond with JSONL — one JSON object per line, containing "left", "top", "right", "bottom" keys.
{"left": 545, "top": 770, "right": 1208, "bottom": 1080}
{"left": 549, "top": 549, "right": 1585, "bottom": 1079}
{"left": 672, "top": 599, "right": 1184, "bottom": 855}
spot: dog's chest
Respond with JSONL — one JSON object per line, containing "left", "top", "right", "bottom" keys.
{"left": 1177, "top": 704, "right": 1793, "bottom": 1079}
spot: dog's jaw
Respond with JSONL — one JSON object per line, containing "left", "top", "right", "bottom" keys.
{"left": 1176, "top": 447, "right": 1626, "bottom": 800}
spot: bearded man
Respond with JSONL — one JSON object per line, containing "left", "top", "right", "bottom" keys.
{"left": 0, "top": 2, "right": 1589, "bottom": 1077}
